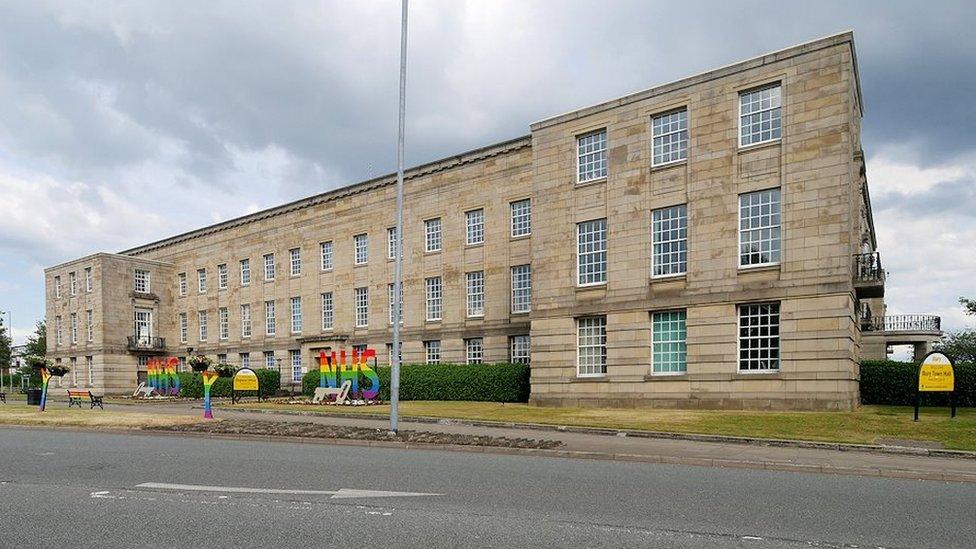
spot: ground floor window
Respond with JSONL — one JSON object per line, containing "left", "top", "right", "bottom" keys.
{"left": 424, "top": 340, "right": 441, "bottom": 364}
{"left": 240, "top": 353, "right": 250, "bottom": 369}
{"left": 509, "top": 335, "right": 530, "bottom": 364}
{"left": 465, "top": 338, "right": 483, "bottom": 364}
{"left": 86, "top": 356, "right": 94, "bottom": 386}
{"left": 738, "top": 303, "right": 780, "bottom": 371}
{"left": 264, "top": 351, "right": 275, "bottom": 370}
{"left": 290, "top": 350, "right": 302, "bottom": 382}
{"left": 652, "top": 310, "right": 687, "bottom": 374}
{"left": 577, "top": 316, "right": 607, "bottom": 376}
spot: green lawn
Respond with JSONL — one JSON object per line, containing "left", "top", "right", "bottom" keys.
{"left": 226, "top": 401, "right": 976, "bottom": 451}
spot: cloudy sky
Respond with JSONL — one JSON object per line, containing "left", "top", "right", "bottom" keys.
{"left": 1, "top": 0, "right": 974, "bottom": 345}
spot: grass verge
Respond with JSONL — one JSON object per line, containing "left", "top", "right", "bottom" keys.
{"left": 0, "top": 404, "right": 201, "bottom": 429}
{"left": 225, "top": 401, "right": 976, "bottom": 451}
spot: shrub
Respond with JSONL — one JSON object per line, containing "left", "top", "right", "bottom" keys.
{"left": 302, "top": 363, "right": 530, "bottom": 402}
{"left": 860, "top": 360, "right": 975, "bottom": 407}
{"left": 178, "top": 368, "right": 280, "bottom": 399}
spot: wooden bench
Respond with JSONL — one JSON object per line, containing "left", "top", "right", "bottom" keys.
{"left": 67, "top": 390, "right": 104, "bottom": 410}
{"left": 0, "top": 392, "right": 5, "bottom": 404}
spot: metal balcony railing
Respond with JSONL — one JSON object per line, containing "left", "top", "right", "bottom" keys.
{"left": 127, "top": 335, "right": 166, "bottom": 351}
{"left": 861, "top": 315, "right": 941, "bottom": 333}
{"left": 853, "top": 252, "right": 884, "bottom": 283}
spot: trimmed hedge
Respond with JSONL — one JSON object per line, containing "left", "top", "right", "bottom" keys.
{"left": 177, "top": 368, "right": 280, "bottom": 399}
{"left": 860, "top": 360, "right": 975, "bottom": 407}
{"left": 302, "top": 363, "right": 530, "bottom": 402}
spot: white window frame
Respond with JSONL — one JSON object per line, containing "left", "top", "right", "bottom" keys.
{"left": 198, "top": 310, "right": 208, "bottom": 342}
{"left": 424, "top": 340, "right": 441, "bottom": 364}
{"left": 320, "top": 241, "right": 333, "bottom": 270}
{"left": 241, "top": 304, "right": 252, "bottom": 338}
{"left": 290, "top": 248, "right": 301, "bottom": 277}
{"left": 355, "top": 287, "right": 369, "bottom": 328}
{"left": 425, "top": 277, "right": 442, "bottom": 321}
{"left": 738, "top": 303, "right": 780, "bottom": 372}
{"left": 321, "top": 292, "right": 334, "bottom": 330}
{"left": 651, "top": 310, "right": 687, "bottom": 375}
{"left": 197, "top": 268, "right": 207, "bottom": 293}
{"left": 69, "top": 271, "right": 77, "bottom": 296}
{"left": 465, "top": 209, "right": 485, "bottom": 246}
{"left": 86, "top": 310, "right": 93, "bottom": 343}
{"left": 69, "top": 313, "right": 78, "bottom": 344}
{"left": 264, "top": 253, "right": 276, "bottom": 281}
{"left": 651, "top": 108, "right": 689, "bottom": 167}
{"left": 134, "top": 269, "right": 150, "bottom": 294}
{"left": 738, "top": 188, "right": 782, "bottom": 268}
{"left": 465, "top": 337, "right": 483, "bottom": 365}
{"left": 576, "top": 129, "right": 608, "bottom": 183}
{"left": 264, "top": 351, "right": 275, "bottom": 370}
{"left": 218, "top": 307, "right": 229, "bottom": 340}
{"left": 291, "top": 297, "right": 302, "bottom": 334}
{"left": 466, "top": 271, "right": 485, "bottom": 318}
{"left": 240, "top": 353, "right": 250, "bottom": 370}
{"left": 55, "top": 276, "right": 62, "bottom": 299}
{"left": 179, "top": 313, "right": 188, "bottom": 344}
{"left": 738, "top": 84, "right": 782, "bottom": 148}
{"left": 354, "top": 234, "right": 369, "bottom": 265}
{"left": 240, "top": 259, "right": 251, "bottom": 286}
{"left": 510, "top": 335, "right": 530, "bottom": 364}
{"left": 387, "top": 227, "right": 399, "bottom": 260}
{"left": 55, "top": 316, "right": 62, "bottom": 345}
{"left": 86, "top": 356, "right": 94, "bottom": 386}
{"left": 134, "top": 308, "right": 152, "bottom": 344}
{"left": 577, "top": 316, "right": 607, "bottom": 377}
{"left": 265, "top": 300, "right": 276, "bottom": 336}
{"left": 290, "top": 350, "right": 302, "bottom": 382}
{"left": 511, "top": 264, "right": 531, "bottom": 314}
{"left": 510, "top": 199, "right": 531, "bottom": 237}
{"left": 85, "top": 267, "right": 93, "bottom": 293}
{"left": 577, "top": 219, "right": 608, "bottom": 286}
{"left": 425, "top": 218, "right": 442, "bottom": 252}
{"left": 388, "top": 283, "right": 403, "bottom": 325}
{"left": 178, "top": 272, "right": 187, "bottom": 296}
{"left": 651, "top": 204, "right": 688, "bottom": 278}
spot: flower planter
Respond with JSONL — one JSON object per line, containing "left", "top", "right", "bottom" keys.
{"left": 190, "top": 365, "right": 210, "bottom": 373}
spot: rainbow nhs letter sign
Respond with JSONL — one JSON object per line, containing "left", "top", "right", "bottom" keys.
{"left": 318, "top": 348, "right": 380, "bottom": 401}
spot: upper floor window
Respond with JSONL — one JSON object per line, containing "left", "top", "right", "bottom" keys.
{"left": 738, "top": 303, "right": 780, "bottom": 371}
{"left": 321, "top": 292, "right": 334, "bottom": 330}
{"left": 198, "top": 310, "right": 208, "bottom": 342}
{"left": 290, "top": 297, "right": 302, "bottom": 334}
{"left": 217, "top": 264, "right": 228, "bottom": 290}
{"left": 425, "top": 277, "right": 442, "bottom": 321}
{"left": 264, "top": 253, "right": 275, "bottom": 281}
{"left": 651, "top": 109, "right": 688, "bottom": 166}
{"left": 265, "top": 300, "right": 276, "bottom": 336}
{"left": 241, "top": 304, "right": 252, "bottom": 338}
{"left": 179, "top": 313, "right": 188, "bottom": 344}
{"left": 511, "top": 265, "right": 532, "bottom": 314}
{"left": 84, "top": 267, "right": 93, "bottom": 293}
{"left": 218, "top": 307, "right": 229, "bottom": 340}
{"left": 388, "top": 283, "right": 403, "bottom": 325}
{"left": 54, "top": 276, "right": 62, "bottom": 299}
{"left": 354, "top": 234, "right": 369, "bottom": 265}
{"left": 577, "top": 219, "right": 608, "bottom": 286}
{"left": 466, "top": 209, "right": 484, "bottom": 246}
{"left": 577, "top": 129, "right": 607, "bottom": 183}
{"left": 240, "top": 259, "right": 251, "bottom": 285}
{"left": 652, "top": 205, "right": 688, "bottom": 277}
{"left": 86, "top": 310, "right": 93, "bottom": 342}
{"left": 387, "top": 227, "right": 400, "bottom": 260}
{"left": 197, "top": 268, "right": 207, "bottom": 293}
{"left": 355, "top": 287, "right": 369, "bottom": 327}
{"left": 320, "top": 241, "right": 333, "bottom": 270}
{"left": 69, "top": 272, "right": 77, "bottom": 296}
{"left": 466, "top": 271, "right": 485, "bottom": 317}
{"left": 425, "top": 218, "right": 442, "bottom": 252}
{"left": 739, "top": 84, "right": 781, "bottom": 147}
{"left": 134, "top": 269, "right": 150, "bottom": 294}
{"left": 739, "top": 189, "right": 781, "bottom": 267}
{"left": 290, "top": 248, "right": 301, "bottom": 277}
{"left": 510, "top": 199, "right": 531, "bottom": 237}
{"left": 178, "top": 273, "right": 187, "bottom": 296}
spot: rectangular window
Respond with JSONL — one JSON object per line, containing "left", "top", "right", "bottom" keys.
{"left": 510, "top": 199, "right": 531, "bottom": 237}
{"left": 69, "top": 272, "right": 77, "bottom": 296}
{"left": 55, "top": 316, "right": 62, "bottom": 345}
{"left": 652, "top": 205, "right": 688, "bottom": 277}
{"left": 178, "top": 272, "right": 187, "bottom": 296}
{"left": 320, "top": 241, "right": 333, "bottom": 270}
{"left": 290, "top": 248, "right": 301, "bottom": 277}
{"left": 178, "top": 357, "right": 186, "bottom": 373}
{"left": 321, "top": 292, "right": 334, "bottom": 330}
{"left": 70, "top": 313, "right": 78, "bottom": 344}
{"left": 652, "top": 311, "right": 687, "bottom": 374}
{"left": 197, "top": 268, "right": 207, "bottom": 293}
{"left": 264, "top": 253, "right": 276, "bottom": 281}
{"left": 217, "top": 353, "right": 227, "bottom": 365}
{"left": 265, "top": 300, "right": 276, "bottom": 336}
{"left": 466, "top": 209, "right": 485, "bottom": 245}
{"left": 55, "top": 275, "right": 62, "bottom": 299}
{"left": 738, "top": 303, "right": 780, "bottom": 371}
{"left": 213, "top": 264, "right": 226, "bottom": 290}
{"left": 577, "top": 316, "right": 607, "bottom": 376}
{"left": 511, "top": 265, "right": 532, "bottom": 314}
{"left": 466, "top": 271, "right": 485, "bottom": 317}
{"left": 388, "top": 283, "right": 403, "bottom": 325}
{"left": 133, "top": 309, "right": 152, "bottom": 344}
{"left": 134, "top": 269, "right": 150, "bottom": 293}
{"left": 241, "top": 304, "right": 251, "bottom": 338}
{"left": 86, "top": 356, "right": 93, "bottom": 386}
{"left": 425, "top": 277, "right": 442, "bottom": 321}
{"left": 70, "top": 357, "right": 77, "bottom": 386}
{"left": 577, "top": 219, "right": 608, "bottom": 285}
{"left": 465, "top": 338, "right": 483, "bottom": 364}
{"left": 290, "top": 350, "right": 302, "bottom": 382}
{"left": 264, "top": 351, "right": 275, "bottom": 370}
{"left": 425, "top": 218, "right": 442, "bottom": 252}
{"left": 510, "top": 335, "right": 530, "bottom": 364}
{"left": 424, "top": 340, "right": 441, "bottom": 364}
{"left": 739, "top": 189, "right": 782, "bottom": 267}
{"left": 577, "top": 129, "right": 608, "bottom": 183}
{"left": 86, "top": 310, "right": 93, "bottom": 342}
{"left": 218, "top": 307, "right": 229, "bottom": 340}
{"left": 355, "top": 287, "right": 369, "bottom": 327}
{"left": 387, "top": 227, "right": 399, "bottom": 260}
{"left": 198, "top": 311, "right": 208, "bottom": 342}
{"left": 85, "top": 267, "right": 93, "bottom": 293}
{"left": 739, "top": 84, "right": 782, "bottom": 147}
{"left": 240, "top": 353, "right": 250, "bottom": 370}
{"left": 240, "top": 259, "right": 251, "bottom": 285}
{"left": 387, "top": 342, "right": 401, "bottom": 365}
{"left": 291, "top": 297, "right": 302, "bottom": 334}
{"left": 354, "top": 234, "right": 369, "bottom": 265}
{"left": 179, "top": 313, "right": 188, "bottom": 344}
{"left": 651, "top": 109, "right": 688, "bottom": 166}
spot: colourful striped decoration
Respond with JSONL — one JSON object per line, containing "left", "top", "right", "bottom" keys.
{"left": 318, "top": 347, "right": 380, "bottom": 400}
{"left": 202, "top": 370, "right": 220, "bottom": 419}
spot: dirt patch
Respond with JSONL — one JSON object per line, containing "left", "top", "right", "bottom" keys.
{"left": 148, "top": 419, "right": 563, "bottom": 449}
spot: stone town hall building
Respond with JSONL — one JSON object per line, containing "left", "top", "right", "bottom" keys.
{"left": 44, "top": 33, "right": 941, "bottom": 409}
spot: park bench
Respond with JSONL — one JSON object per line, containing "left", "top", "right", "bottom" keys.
{"left": 311, "top": 381, "right": 352, "bottom": 404}
{"left": 0, "top": 392, "right": 5, "bottom": 404}
{"left": 67, "top": 390, "right": 104, "bottom": 410}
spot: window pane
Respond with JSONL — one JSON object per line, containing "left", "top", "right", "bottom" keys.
{"left": 739, "top": 85, "right": 782, "bottom": 146}
{"left": 425, "top": 218, "right": 442, "bottom": 252}
{"left": 651, "top": 109, "right": 688, "bottom": 166}
{"left": 739, "top": 189, "right": 782, "bottom": 266}
{"left": 577, "top": 130, "right": 607, "bottom": 182}
{"left": 738, "top": 303, "right": 780, "bottom": 371}
{"left": 577, "top": 219, "right": 607, "bottom": 285}
{"left": 466, "top": 209, "right": 485, "bottom": 245}
{"left": 425, "top": 277, "right": 442, "bottom": 321}
{"left": 577, "top": 316, "right": 607, "bottom": 375}
{"left": 510, "top": 199, "right": 531, "bottom": 237}
{"left": 652, "top": 310, "right": 687, "bottom": 373}
{"left": 511, "top": 265, "right": 532, "bottom": 313}
{"left": 466, "top": 271, "right": 485, "bottom": 317}
{"left": 652, "top": 205, "right": 688, "bottom": 276}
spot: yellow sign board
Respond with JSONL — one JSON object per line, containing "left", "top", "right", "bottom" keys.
{"left": 233, "top": 368, "right": 259, "bottom": 392}
{"left": 918, "top": 352, "right": 954, "bottom": 392}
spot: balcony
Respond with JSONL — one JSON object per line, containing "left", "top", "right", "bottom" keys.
{"left": 860, "top": 315, "right": 943, "bottom": 361}
{"left": 127, "top": 335, "right": 167, "bottom": 353}
{"left": 861, "top": 315, "right": 941, "bottom": 334}
{"left": 853, "top": 252, "right": 885, "bottom": 298}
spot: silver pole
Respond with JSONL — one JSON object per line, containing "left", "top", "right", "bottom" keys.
{"left": 390, "top": 0, "right": 408, "bottom": 434}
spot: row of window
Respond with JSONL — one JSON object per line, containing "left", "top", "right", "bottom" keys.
{"left": 53, "top": 267, "right": 94, "bottom": 299}
{"left": 176, "top": 199, "right": 532, "bottom": 297}
{"left": 575, "top": 84, "right": 782, "bottom": 183}
{"left": 578, "top": 188, "right": 781, "bottom": 285}
{"left": 52, "top": 311, "right": 94, "bottom": 347}
{"left": 49, "top": 357, "right": 94, "bottom": 387}
{"left": 176, "top": 265, "right": 532, "bottom": 343}
{"left": 577, "top": 302, "right": 780, "bottom": 376}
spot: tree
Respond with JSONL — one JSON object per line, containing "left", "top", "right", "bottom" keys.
{"left": 24, "top": 320, "right": 46, "bottom": 358}
{"left": 935, "top": 330, "right": 976, "bottom": 364}
{"left": 962, "top": 297, "right": 976, "bottom": 316}
{"left": 0, "top": 325, "right": 11, "bottom": 370}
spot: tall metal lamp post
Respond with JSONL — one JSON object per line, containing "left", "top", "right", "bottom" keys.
{"left": 390, "top": 0, "right": 408, "bottom": 434}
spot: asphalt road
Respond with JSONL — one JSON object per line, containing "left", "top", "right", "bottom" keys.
{"left": 1, "top": 428, "right": 974, "bottom": 548}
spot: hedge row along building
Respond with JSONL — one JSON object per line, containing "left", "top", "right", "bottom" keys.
{"left": 44, "top": 32, "right": 941, "bottom": 409}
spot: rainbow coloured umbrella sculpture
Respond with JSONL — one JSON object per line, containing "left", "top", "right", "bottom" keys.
{"left": 38, "top": 367, "right": 51, "bottom": 412}
{"left": 202, "top": 370, "right": 219, "bottom": 419}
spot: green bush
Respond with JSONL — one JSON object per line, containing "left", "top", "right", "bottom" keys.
{"left": 178, "top": 368, "right": 280, "bottom": 399}
{"left": 860, "top": 360, "right": 975, "bottom": 407}
{"left": 302, "top": 363, "right": 530, "bottom": 402}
